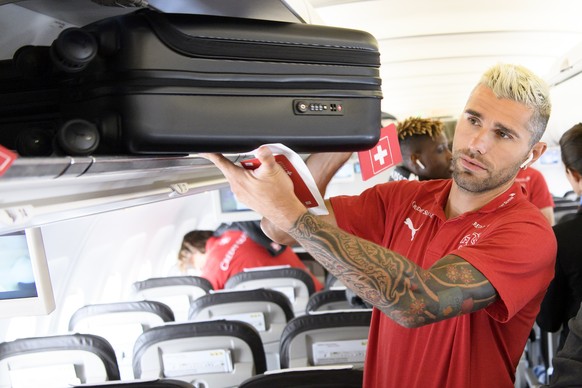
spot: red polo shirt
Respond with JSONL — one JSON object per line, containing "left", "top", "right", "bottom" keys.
{"left": 331, "top": 179, "right": 556, "bottom": 388}
{"left": 200, "top": 230, "right": 323, "bottom": 291}
{"left": 515, "top": 167, "right": 554, "bottom": 209}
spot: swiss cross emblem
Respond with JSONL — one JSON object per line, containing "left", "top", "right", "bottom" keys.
{"left": 357, "top": 124, "right": 402, "bottom": 181}
{"left": 371, "top": 138, "right": 392, "bottom": 173}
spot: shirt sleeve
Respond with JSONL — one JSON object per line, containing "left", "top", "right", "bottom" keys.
{"left": 330, "top": 184, "right": 393, "bottom": 244}
{"left": 450, "top": 212, "right": 556, "bottom": 322}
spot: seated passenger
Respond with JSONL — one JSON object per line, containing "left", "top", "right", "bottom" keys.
{"left": 390, "top": 116, "right": 453, "bottom": 181}
{"left": 171, "top": 230, "right": 213, "bottom": 276}
{"left": 178, "top": 221, "right": 323, "bottom": 290}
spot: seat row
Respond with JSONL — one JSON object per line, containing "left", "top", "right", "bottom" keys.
{"left": 0, "top": 301, "right": 371, "bottom": 388}
{"left": 132, "top": 268, "right": 341, "bottom": 322}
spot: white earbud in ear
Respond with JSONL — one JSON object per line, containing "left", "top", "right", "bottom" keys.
{"left": 416, "top": 159, "right": 426, "bottom": 169}
{"left": 520, "top": 153, "right": 534, "bottom": 169}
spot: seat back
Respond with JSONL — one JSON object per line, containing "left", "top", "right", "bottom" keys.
{"left": 72, "top": 378, "right": 198, "bottom": 388}
{"left": 239, "top": 366, "right": 364, "bottom": 388}
{"left": 306, "top": 289, "right": 365, "bottom": 313}
{"left": 554, "top": 196, "right": 580, "bottom": 224}
{"left": 68, "top": 300, "right": 175, "bottom": 379}
{"left": 279, "top": 310, "right": 372, "bottom": 369}
{"left": 224, "top": 268, "right": 315, "bottom": 317}
{"left": 132, "top": 276, "right": 213, "bottom": 322}
{"left": 72, "top": 379, "right": 194, "bottom": 387}
{"left": 188, "top": 288, "right": 294, "bottom": 370}
{"left": 325, "top": 273, "right": 346, "bottom": 290}
{"left": 0, "top": 333, "right": 120, "bottom": 388}
{"left": 132, "top": 320, "right": 266, "bottom": 388}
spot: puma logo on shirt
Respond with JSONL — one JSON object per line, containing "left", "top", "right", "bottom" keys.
{"left": 404, "top": 217, "right": 421, "bottom": 241}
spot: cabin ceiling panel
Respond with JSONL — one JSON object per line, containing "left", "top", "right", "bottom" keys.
{"left": 377, "top": 32, "right": 582, "bottom": 64}
{"left": 309, "top": 0, "right": 582, "bottom": 119}
{"left": 378, "top": 55, "right": 558, "bottom": 119}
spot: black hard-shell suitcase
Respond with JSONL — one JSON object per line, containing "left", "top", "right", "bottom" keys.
{"left": 2, "top": 9, "right": 382, "bottom": 156}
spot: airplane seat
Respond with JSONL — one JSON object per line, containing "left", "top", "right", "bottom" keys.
{"left": 188, "top": 288, "right": 294, "bottom": 371}
{"left": 279, "top": 310, "right": 372, "bottom": 369}
{"left": 224, "top": 267, "right": 315, "bottom": 317}
{"left": 0, "top": 333, "right": 120, "bottom": 387}
{"left": 131, "top": 276, "right": 213, "bottom": 322}
{"left": 72, "top": 379, "right": 195, "bottom": 387}
{"left": 132, "top": 320, "right": 267, "bottom": 388}
{"left": 324, "top": 273, "right": 346, "bottom": 290}
{"left": 553, "top": 195, "right": 580, "bottom": 224}
{"left": 306, "top": 289, "right": 365, "bottom": 313}
{"left": 68, "top": 300, "right": 175, "bottom": 380}
{"left": 238, "top": 365, "right": 364, "bottom": 388}
{"left": 295, "top": 250, "right": 327, "bottom": 285}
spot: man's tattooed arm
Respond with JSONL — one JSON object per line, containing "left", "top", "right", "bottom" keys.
{"left": 288, "top": 212, "right": 498, "bottom": 328}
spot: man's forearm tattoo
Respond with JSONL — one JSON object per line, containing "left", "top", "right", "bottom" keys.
{"left": 288, "top": 212, "right": 497, "bottom": 328}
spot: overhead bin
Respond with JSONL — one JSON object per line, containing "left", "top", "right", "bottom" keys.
{"left": 0, "top": 154, "right": 242, "bottom": 235}
{"left": 546, "top": 41, "right": 582, "bottom": 87}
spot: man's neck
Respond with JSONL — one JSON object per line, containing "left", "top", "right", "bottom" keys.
{"left": 445, "top": 180, "right": 515, "bottom": 219}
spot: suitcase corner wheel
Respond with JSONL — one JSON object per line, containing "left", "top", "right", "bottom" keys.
{"left": 56, "top": 119, "right": 100, "bottom": 156}
{"left": 15, "top": 127, "right": 54, "bottom": 157}
{"left": 13, "top": 28, "right": 98, "bottom": 78}
{"left": 50, "top": 28, "right": 98, "bottom": 73}
{"left": 14, "top": 120, "right": 99, "bottom": 157}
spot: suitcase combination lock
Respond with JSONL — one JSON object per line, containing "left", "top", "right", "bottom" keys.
{"left": 294, "top": 100, "right": 344, "bottom": 116}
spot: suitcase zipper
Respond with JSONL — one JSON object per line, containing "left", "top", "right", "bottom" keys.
{"left": 140, "top": 10, "right": 380, "bottom": 68}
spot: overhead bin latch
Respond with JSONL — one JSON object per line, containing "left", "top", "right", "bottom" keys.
{"left": 169, "top": 183, "right": 190, "bottom": 196}
{"left": 0, "top": 206, "right": 34, "bottom": 226}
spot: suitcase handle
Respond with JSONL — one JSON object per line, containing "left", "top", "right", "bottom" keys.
{"left": 139, "top": 10, "right": 379, "bottom": 67}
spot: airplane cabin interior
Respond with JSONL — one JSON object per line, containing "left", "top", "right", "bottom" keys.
{"left": 2, "top": 1, "right": 582, "bottom": 387}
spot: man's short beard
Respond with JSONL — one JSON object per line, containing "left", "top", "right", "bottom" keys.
{"left": 452, "top": 150, "right": 520, "bottom": 193}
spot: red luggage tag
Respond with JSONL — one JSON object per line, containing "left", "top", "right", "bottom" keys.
{"left": 240, "top": 144, "right": 328, "bottom": 215}
{"left": 241, "top": 154, "right": 319, "bottom": 208}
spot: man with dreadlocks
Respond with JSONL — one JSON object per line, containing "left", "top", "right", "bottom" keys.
{"left": 390, "top": 116, "right": 453, "bottom": 181}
